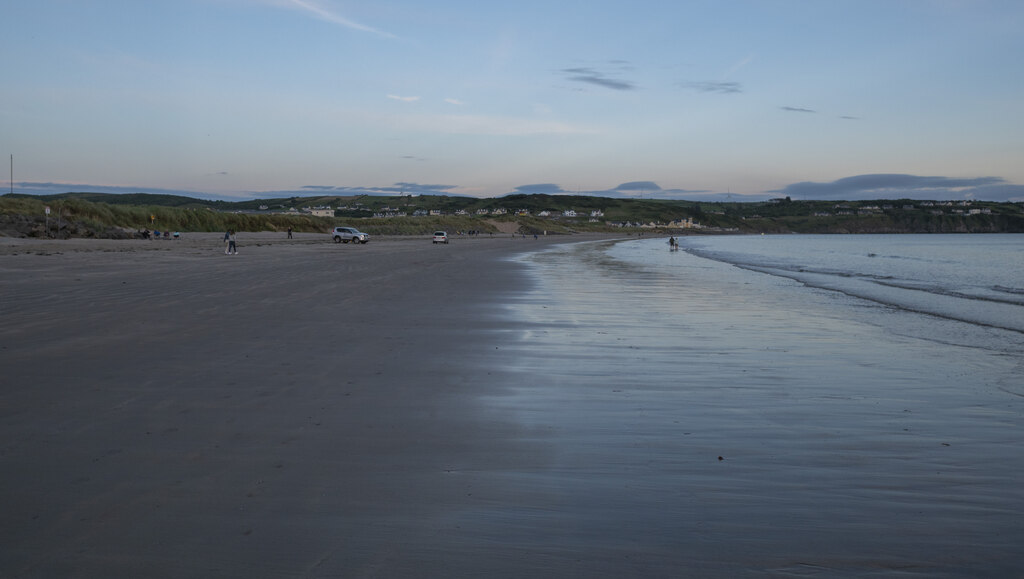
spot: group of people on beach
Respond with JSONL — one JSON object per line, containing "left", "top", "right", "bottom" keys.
{"left": 138, "top": 229, "right": 180, "bottom": 240}
{"left": 222, "top": 227, "right": 297, "bottom": 254}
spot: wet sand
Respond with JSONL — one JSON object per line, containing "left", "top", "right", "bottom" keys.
{"left": 0, "top": 232, "right": 602, "bottom": 577}
{"left": 493, "top": 240, "right": 1024, "bottom": 577}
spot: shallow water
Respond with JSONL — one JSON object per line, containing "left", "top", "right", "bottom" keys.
{"left": 470, "top": 236, "right": 1024, "bottom": 577}
{"left": 671, "top": 233, "right": 1024, "bottom": 343}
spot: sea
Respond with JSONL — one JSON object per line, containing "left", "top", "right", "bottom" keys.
{"left": 470, "top": 234, "right": 1024, "bottom": 577}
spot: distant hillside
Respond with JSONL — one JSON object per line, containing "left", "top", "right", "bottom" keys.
{"left": 2, "top": 192, "right": 1023, "bottom": 238}
{"left": 5, "top": 192, "right": 224, "bottom": 209}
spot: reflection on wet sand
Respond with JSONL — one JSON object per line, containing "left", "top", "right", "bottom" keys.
{"left": 469, "top": 239, "right": 1024, "bottom": 576}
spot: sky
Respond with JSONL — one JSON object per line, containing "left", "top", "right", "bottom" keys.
{"left": 3, "top": 0, "right": 1024, "bottom": 202}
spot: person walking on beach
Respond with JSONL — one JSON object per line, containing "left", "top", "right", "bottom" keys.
{"left": 226, "top": 230, "right": 238, "bottom": 254}
{"left": 287, "top": 227, "right": 293, "bottom": 239}
{"left": 224, "top": 230, "right": 230, "bottom": 254}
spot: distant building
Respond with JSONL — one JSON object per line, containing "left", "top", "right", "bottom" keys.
{"left": 668, "top": 217, "right": 699, "bottom": 228}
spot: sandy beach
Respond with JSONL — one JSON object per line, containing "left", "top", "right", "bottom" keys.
{"left": 3, "top": 232, "right": 1022, "bottom": 578}
{"left": 0, "top": 232, "right": 608, "bottom": 577}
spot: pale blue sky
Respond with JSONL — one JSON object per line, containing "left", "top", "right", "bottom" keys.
{"left": 3, "top": 0, "right": 1023, "bottom": 201}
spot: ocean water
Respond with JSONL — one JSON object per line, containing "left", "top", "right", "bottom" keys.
{"left": 670, "top": 233, "right": 1024, "bottom": 348}
{"left": 466, "top": 234, "right": 1024, "bottom": 577}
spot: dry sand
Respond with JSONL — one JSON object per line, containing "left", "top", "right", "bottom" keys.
{"left": 0, "top": 232, "right": 617, "bottom": 577}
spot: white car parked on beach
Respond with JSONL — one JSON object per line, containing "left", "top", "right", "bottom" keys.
{"left": 332, "top": 227, "right": 369, "bottom": 244}
{"left": 432, "top": 231, "right": 449, "bottom": 244}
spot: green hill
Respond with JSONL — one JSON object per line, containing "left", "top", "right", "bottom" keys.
{"left": 2, "top": 192, "right": 1022, "bottom": 239}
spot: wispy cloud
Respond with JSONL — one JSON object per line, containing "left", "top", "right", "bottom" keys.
{"left": 502, "top": 181, "right": 717, "bottom": 200}
{"left": 391, "top": 113, "right": 598, "bottom": 136}
{"left": 561, "top": 66, "right": 636, "bottom": 91}
{"left": 781, "top": 106, "right": 816, "bottom": 113}
{"left": 500, "top": 182, "right": 720, "bottom": 200}
{"left": 723, "top": 53, "right": 755, "bottom": 79}
{"left": 678, "top": 53, "right": 751, "bottom": 95}
{"left": 444, "top": 98, "right": 466, "bottom": 106}
{"left": 393, "top": 182, "right": 456, "bottom": 191}
{"left": 284, "top": 0, "right": 394, "bottom": 38}
{"left": 297, "top": 182, "right": 459, "bottom": 196}
{"left": 387, "top": 94, "right": 420, "bottom": 102}
{"left": 681, "top": 81, "right": 743, "bottom": 94}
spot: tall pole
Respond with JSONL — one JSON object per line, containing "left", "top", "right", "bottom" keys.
{"left": 9, "top": 154, "right": 12, "bottom": 195}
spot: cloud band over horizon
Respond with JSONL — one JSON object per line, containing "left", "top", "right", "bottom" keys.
{"left": 9, "top": 172, "right": 1024, "bottom": 203}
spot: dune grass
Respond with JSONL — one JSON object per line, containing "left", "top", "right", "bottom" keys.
{"left": 0, "top": 196, "right": 610, "bottom": 237}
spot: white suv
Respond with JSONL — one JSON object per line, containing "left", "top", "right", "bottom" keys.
{"left": 332, "top": 227, "right": 370, "bottom": 244}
